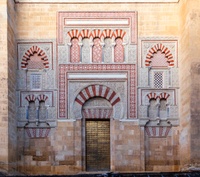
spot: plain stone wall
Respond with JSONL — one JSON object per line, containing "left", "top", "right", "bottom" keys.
{"left": 179, "top": 0, "right": 191, "bottom": 168}
{"left": 0, "top": 0, "right": 9, "bottom": 172}
{"left": 0, "top": 0, "right": 17, "bottom": 173}
{"left": 111, "top": 120, "right": 143, "bottom": 172}
{"left": 15, "top": 3, "right": 179, "bottom": 40}
{"left": 7, "top": 0, "right": 17, "bottom": 172}
{"left": 179, "top": 0, "right": 200, "bottom": 171}
{"left": 145, "top": 127, "right": 180, "bottom": 171}
{"left": 186, "top": 0, "right": 200, "bottom": 168}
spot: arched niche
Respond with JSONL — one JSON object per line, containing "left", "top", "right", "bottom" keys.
{"left": 72, "top": 84, "right": 123, "bottom": 119}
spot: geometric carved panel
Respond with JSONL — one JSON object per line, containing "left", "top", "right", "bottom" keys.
{"left": 153, "top": 71, "right": 163, "bottom": 89}
{"left": 30, "top": 74, "right": 42, "bottom": 90}
{"left": 59, "top": 64, "right": 136, "bottom": 119}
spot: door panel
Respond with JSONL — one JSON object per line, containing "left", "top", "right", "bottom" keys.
{"left": 86, "top": 120, "right": 110, "bottom": 171}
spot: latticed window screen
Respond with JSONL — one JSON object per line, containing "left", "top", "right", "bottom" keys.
{"left": 153, "top": 71, "right": 163, "bottom": 88}
{"left": 30, "top": 74, "right": 42, "bottom": 90}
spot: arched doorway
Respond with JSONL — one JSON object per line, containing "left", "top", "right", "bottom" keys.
{"left": 82, "top": 97, "right": 112, "bottom": 171}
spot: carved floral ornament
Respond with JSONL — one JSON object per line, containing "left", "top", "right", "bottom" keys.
{"left": 21, "top": 46, "right": 49, "bottom": 69}
{"left": 67, "top": 29, "right": 126, "bottom": 41}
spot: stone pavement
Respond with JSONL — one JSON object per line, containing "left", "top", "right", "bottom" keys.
{"left": 0, "top": 172, "right": 200, "bottom": 177}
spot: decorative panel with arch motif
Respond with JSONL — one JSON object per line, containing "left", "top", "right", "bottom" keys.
{"left": 17, "top": 41, "right": 57, "bottom": 128}
{"left": 138, "top": 38, "right": 179, "bottom": 128}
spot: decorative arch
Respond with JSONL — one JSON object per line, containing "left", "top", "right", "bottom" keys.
{"left": 145, "top": 43, "right": 174, "bottom": 67}
{"left": 67, "top": 29, "right": 80, "bottom": 40}
{"left": 82, "top": 97, "right": 113, "bottom": 119}
{"left": 101, "top": 29, "right": 113, "bottom": 39}
{"left": 113, "top": 29, "right": 126, "bottom": 39}
{"left": 37, "top": 94, "right": 48, "bottom": 102}
{"left": 145, "top": 126, "right": 172, "bottom": 137}
{"left": 79, "top": 29, "right": 91, "bottom": 39}
{"left": 147, "top": 92, "right": 170, "bottom": 101}
{"left": 25, "top": 128, "right": 51, "bottom": 138}
{"left": 75, "top": 84, "right": 120, "bottom": 106}
{"left": 90, "top": 29, "right": 102, "bottom": 39}
{"left": 25, "top": 95, "right": 36, "bottom": 102}
{"left": 21, "top": 46, "right": 49, "bottom": 69}
{"left": 73, "top": 84, "right": 122, "bottom": 119}
{"left": 147, "top": 92, "right": 157, "bottom": 100}
{"left": 158, "top": 92, "right": 170, "bottom": 100}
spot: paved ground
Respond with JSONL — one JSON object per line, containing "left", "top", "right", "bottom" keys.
{"left": 0, "top": 172, "right": 200, "bottom": 177}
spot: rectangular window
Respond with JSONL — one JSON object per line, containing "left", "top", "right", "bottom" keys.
{"left": 153, "top": 71, "right": 163, "bottom": 88}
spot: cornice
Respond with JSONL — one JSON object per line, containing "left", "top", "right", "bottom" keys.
{"left": 15, "top": 0, "right": 180, "bottom": 4}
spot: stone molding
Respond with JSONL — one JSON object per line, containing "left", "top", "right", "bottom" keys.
{"left": 15, "top": 0, "right": 179, "bottom": 3}
{"left": 57, "top": 11, "right": 137, "bottom": 44}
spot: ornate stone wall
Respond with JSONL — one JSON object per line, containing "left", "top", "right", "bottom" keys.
{"left": 138, "top": 39, "right": 179, "bottom": 126}
{"left": 138, "top": 39, "right": 180, "bottom": 170}
{"left": 2, "top": 0, "right": 200, "bottom": 175}
{"left": 16, "top": 41, "right": 57, "bottom": 136}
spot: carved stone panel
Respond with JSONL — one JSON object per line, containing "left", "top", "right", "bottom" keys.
{"left": 18, "top": 42, "right": 53, "bottom": 70}
{"left": 59, "top": 64, "right": 136, "bottom": 119}
{"left": 140, "top": 40, "right": 178, "bottom": 68}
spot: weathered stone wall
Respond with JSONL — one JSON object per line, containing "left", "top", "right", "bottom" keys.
{"left": 14, "top": 1, "right": 181, "bottom": 175}
{"left": 2, "top": 0, "right": 200, "bottom": 175}
{"left": 179, "top": 0, "right": 200, "bottom": 170}
{"left": 145, "top": 127, "right": 179, "bottom": 171}
{"left": 0, "top": 0, "right": 17, "bottom": 173}
{"left": 0, "top": 0, "right": 9, "bottom": 172}
{"left": 7, "top": 0, "right": 17, "bottom": 172}
{"left": 16, "top": 3, "right": 179, "bottom": 40}
{"left": 187, "top": 1, "right": 200, "bottom": 167}
{"left": 111, "top": 120, "right": 143, "bottom": 172}
{"left": 17, "top": 120, "right": 82, "bottom": 175}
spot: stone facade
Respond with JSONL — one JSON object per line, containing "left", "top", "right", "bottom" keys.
{"left": 0, "top": 0, "right": 200, "bottom": 175}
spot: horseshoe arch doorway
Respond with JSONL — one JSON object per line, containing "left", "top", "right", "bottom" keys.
{"left": 82, "top": 97, "right": 112, "bottom": 172}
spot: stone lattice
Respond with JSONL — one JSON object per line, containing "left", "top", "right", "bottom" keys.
{"left": 92, "top": 38, "right": 102, "bottom": 63}
{"left": 153, "top": 71, "right": 163, "bottom": 88}
{"left": 150, "top": 51, "right": 168, "bottom": 67}
{"left": 114, "top": 38, "right": 124, "bottom": 62}
{"left": 70, "top": 38, "right": 80, "bottom": 63}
